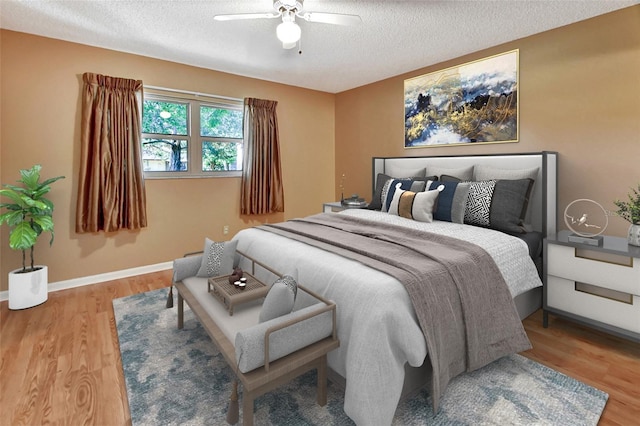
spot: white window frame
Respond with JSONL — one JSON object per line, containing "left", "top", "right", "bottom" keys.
{"left": 142, "top": 88, "right": 244, "bottom": 179}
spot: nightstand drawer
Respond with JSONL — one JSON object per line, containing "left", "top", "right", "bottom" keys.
{"left": 547, "top": 276, "right": 640, "bottom": 333}
{"left": 547, "top": 244, "right": 640, "bottom": 295}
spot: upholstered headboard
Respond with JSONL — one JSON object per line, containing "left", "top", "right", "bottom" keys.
{"left": 372, "top": 151, "right": 558, "bottom": 237}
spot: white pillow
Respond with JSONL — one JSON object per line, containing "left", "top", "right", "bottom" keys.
{"left": 389, "top": 184, "right": 444, "bottom": 223}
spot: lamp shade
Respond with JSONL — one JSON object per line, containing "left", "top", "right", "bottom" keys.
{"left": 276, "top": 21, "right": 301, "bottom": 44}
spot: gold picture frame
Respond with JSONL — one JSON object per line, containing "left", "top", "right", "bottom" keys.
{"left": 404, "top": 50, "right": 519, "bottom": 148}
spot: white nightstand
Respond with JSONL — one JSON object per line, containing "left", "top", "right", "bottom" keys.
{"left": 322, "top": 201, "right": 369, "bottom": 213}
{"left": 544, "top": 230, "right": 640, "bottom": 342}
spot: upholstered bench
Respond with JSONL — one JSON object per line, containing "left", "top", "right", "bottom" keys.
{"left": 172, "top": 250, "right": 339, "bottom": 426}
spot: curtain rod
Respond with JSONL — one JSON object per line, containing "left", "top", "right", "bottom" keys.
{"left": 143, "top": 84, "right": 242, "bottom": 102}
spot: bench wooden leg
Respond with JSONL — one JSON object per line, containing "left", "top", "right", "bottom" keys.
{"left": 242, "top": 392, "right": 254, "bottom": 426}
{"left": 317, "top": 355, "right": 328, "bottom": 406}
{"left": 177, "top": 291, "right": 184, "bottom": 329}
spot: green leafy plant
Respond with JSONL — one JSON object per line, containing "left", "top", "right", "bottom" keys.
{"left": 614, "top": 184, "right": 640, "bottom": 225}
{"left": 0, "top": 165, "right": 65, "bottom": 273}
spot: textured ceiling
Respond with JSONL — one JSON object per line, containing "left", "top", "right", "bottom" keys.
{"left": 1, "top": 1, "right": 638, "bottom": 93}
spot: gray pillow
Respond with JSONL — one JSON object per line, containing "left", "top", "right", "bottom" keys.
{"left": 196, "top": 238, "right": 238, "bottom": 278}
{"left": 426, "top": 165, "right": 474, "bottom": 181}
{"left": 473, "top": 165, "right": 539, "bottom": 182}
{"left": 259, "top": 275, "right": 298, "bottom": 323}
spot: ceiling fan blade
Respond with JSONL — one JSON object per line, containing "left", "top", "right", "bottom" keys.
{"left": 214, "top": 12, "right": 280, "bottom": 21}
{"left": 299, "top": 12, "right": 361, "bottom": 26}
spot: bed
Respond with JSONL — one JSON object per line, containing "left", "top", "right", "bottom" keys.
{"left": 232, "top": 151, "right": 558, "bottom": 425}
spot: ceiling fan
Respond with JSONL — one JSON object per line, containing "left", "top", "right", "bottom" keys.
{"left": 214, "top": 0, "right": 362, "bottom": 49}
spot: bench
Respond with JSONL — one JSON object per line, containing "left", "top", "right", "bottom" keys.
{"left": 172, "top": 250, "right": 339, "bottom": 426}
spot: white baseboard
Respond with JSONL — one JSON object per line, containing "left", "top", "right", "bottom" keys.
{"left": 0, "top": 261, "right": 173, "bottom": 302}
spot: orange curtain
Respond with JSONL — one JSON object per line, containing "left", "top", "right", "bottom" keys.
{"left": 76, "top": 73, "right": 147, "bottom": 233}
{"left": 240, "top": 98, "right": 285, "bottom": 215}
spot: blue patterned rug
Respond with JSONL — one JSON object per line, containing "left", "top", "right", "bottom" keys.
{"left": 114, "top": 288, "right": 607, "bottom": 425}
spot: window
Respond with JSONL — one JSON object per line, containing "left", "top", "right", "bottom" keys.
{"left": 141, "top": 90, "right": 243, "bottom": 178}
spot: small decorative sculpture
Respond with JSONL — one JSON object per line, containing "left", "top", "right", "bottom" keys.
{"left": 564, "top": 199, "right": 608, "bottom": 246}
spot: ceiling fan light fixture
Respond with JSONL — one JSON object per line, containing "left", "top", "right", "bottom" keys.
{"left": 276, "top": 21, "right": 301, "bottom": 44}
{"left": 282, "top": 41, "right": 296, "bottom": 49}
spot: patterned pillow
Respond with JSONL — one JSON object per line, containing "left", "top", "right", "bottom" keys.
{"left": 259, "top": 275, "right": 298, "bottom": 323}
{"left": 464, "top": 180, "right": 497, "bottom": 227}
{"left": 428, "top": 181, "right": 470, "bottom": 223}
{"left": 196, "top": 238, "right": 238, "bottom": 278}
{"left": 473, "top": 165, "right": 538, "bottom": 224}
{"left": 388, "top": 184, "right": 444, "bottom": 222}
{"left": 381, "top": 179, "right": 414, "bottom": 212}
{"left": 369, "top": 173, "right": 436, "bottom": 211}
{"left": 464, "top": 179, "right": 535, "bottom": 233}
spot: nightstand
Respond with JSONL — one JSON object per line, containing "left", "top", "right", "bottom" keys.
{"left": 322, "top": 201, "right": 369, "bottom": 213}
{"left": 544, "top": 230, "right": 640, "bottom": 342}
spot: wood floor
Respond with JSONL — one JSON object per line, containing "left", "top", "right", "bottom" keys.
{"left": 1, "top": 271, "right": 639, "bottom": 425}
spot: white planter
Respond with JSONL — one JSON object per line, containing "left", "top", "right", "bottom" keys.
{"left": 629, "top": 224, "right": 640, "bottom": 247}
{"left": 8, "top": 265, "right": 48, "bottom": 310}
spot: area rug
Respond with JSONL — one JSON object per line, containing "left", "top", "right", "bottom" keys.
{"left": 114, "top": 288, "right": 608, "bottom": 425}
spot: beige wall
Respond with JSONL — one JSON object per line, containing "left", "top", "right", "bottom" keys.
{"left": 335, "top": 6, "right": 640, "bottom": 238}
{"left": 1, "top": 6, "right": 639, "bottom": 292}
{"left": 0, "top": 30, "right": 335, "bottom": 291}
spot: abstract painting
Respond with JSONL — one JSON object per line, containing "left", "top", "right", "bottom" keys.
{"left": 404, "top": 50, "right": 518, "bottom": 148}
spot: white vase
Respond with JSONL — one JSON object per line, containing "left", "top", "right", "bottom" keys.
{"left": 8, "top": 265, "right": 48, "bottom": 310}
{"left": 628, "top": 224, "right": 640, "bottom": 247}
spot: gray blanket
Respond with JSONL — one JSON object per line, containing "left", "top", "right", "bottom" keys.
{"left": 261, "top": 213, "right": 531, "bottom": 411}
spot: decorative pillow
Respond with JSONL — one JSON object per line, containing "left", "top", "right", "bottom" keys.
{"left": 381, "top": 179, "right": 414, "bottom": 212}
{"left": 464, "top": 179, "right": 535, "bottom": 233}
{"left": 369, "top": 173, "right": 437, "bottom": 211}
{"left": 425, "top": 165, "right": 474, "bottom": 182}
{"left": 259, "top": 275, "right": 298, "bottom": 323}
{"left": 472, "top": 165, "right": 539, "bottom": 225}
{"left": 464, "top": 180, "right": 497, "bottom": 227}
{"left": 428, "top": 181, "right": 470, "bottom": 223}
{"left": 369, "top": 174, "right": 410, "bottom": 211}
{"left": 388, "top": 184, "right": 444, "bottom": 222}
{"left": 196, "top": 238, "right": 238, "bottom": 278}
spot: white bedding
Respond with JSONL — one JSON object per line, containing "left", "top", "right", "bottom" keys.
{"left": 232, "top": 209, "right": 542, "bottom": 425}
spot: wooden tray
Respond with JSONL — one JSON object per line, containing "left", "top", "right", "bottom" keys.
{"left": 208, "top": 273, "right": 269, "bottom": 315}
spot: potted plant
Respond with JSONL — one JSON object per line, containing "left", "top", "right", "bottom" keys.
{"left": 0, "top": 165, "right": 65, "bottom": 309}
{"left": 614, "top": 183, "right": 640, "bottom": 246}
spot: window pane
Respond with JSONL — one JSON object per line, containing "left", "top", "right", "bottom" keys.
{"left": 142, "top": 138, "right": 188, "bottom": 171}
{"left": 202, "top": 141, "right": 242, "bottom": 171}
{"left": 142, "top": 100, "right": 188, "bottom": 135}
{"left": 200, "top": 106, "right": 242, "bottom": 138}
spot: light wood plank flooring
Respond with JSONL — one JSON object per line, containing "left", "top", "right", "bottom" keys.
{"left": 1, "top": 271, "right": 639, "bottom": 425}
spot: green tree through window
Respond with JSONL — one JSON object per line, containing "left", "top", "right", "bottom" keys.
{"left": 141, "top": 93, "right": 243, "bottom": 177}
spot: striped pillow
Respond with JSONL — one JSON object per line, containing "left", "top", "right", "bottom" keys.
{"left": 388, "top": 184, "right": 443, "bottom": 222}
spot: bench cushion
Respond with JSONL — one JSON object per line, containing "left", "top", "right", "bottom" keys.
{"left": 235, "top": 303, "right": 333, "bottom": 373}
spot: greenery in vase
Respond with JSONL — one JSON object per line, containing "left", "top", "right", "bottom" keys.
{"left": 614, "top": 184, "right": 640, "bottom": 225}
{"left": 0, "top": 165, "right": 65, "bottom": 273}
